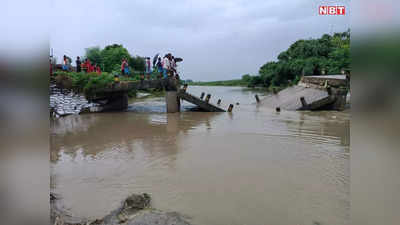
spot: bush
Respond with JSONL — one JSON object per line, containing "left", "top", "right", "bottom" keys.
{"left": 83, "top": 73, "right": 114, "bottom": 96}
{"left": 53, "top": 71, "right": 115, "bottom": 97}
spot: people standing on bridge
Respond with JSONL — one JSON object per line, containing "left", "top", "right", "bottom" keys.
{"left": 171, "top": 55, "right": 177, "bottom": 77}
{"left": 49, "top": 57, "right": 53, "bottom": 76}
{"left": 162, "top": 54, "right": 170, "bottom": 78}
{"left": 156, "top": 57, "right": 163, "bottom": 79}
{"left": 167, "top": 54, "right": 174, "bottom": 77}
{"left": 96, "top": 65, "right": 101, "bottom": 75}
{"left": 86, "top": 59, "right": 93, "bottom": 73}
{"left": 125, "top": 59, "right": 130, "bottom": 75}
{"left": 145, "top": 57, "right": 151, "bottom": 80}
{"left": 62, "top": 55, "right": 69, "bottom": 71}
{"left": 89, "top": 61, "right": 95, "bottom": 73}
{"left": 82, "top": 59, "right": 87, "bottom": 73}
{"left": 76, "top": 56, "right": 81, "bottom": 72}
{"left": 121, "top": 58, "right": 130, "bottom": 76}
{"left": 121, "top": 58, "right": 127, "bottom": 75}
{"left": 92, "top": 63, "right": 96, "bottom": 73}
{"left": 86, "top": 59, "right": 91, "bottom": 73}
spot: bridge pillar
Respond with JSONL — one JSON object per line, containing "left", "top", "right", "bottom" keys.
{"left": 166, "top": 91, "right": 180, "bottom": 113}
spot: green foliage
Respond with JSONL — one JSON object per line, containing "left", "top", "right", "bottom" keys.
{"left": 83, "top": 44, "right": 147, "bottom": 73}
{"left": 241, "top": 74, "right": 252, "bottom": 83}
{"left": 53, "top": 71, "right": 165, "bottom": 99}
{"left": 249, "top": 29, "right": 350, "bottom": 88}
{"left": 83, "top": 73, "right": 114, "bottom": 96}
{"left": 85, "top": 46, "right": 102, "bottom": 65}
{"left": 101, "top": 44, "right": 131, "bottom": 72}
{"left": 129, "top": 55, "right": 145, "bottom": 72}
{"left": 54, "top": 71, "right": 114, "bottom": 97}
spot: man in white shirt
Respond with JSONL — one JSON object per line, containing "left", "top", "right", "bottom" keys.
{"left": 162, "top": 55, "right": 170, "bottom": 78}
{"left": 171, "top": 56, "right": 177, "bottom": 76}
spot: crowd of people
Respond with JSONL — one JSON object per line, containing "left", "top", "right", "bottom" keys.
{"left": 75, "top": 56, "right": 102, "bottom": 74}
{"left": 155, "top": 53, "right": 179, "bottom": 80}
{"left": 59, "top": 55, "right": 101, "bottom": 75}
{"left": 57, "top": 52, "right": 181, "bottom": 80}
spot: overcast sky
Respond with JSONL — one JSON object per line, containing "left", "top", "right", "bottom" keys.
{"left": 50, "top": 0, "right": 349, "bottom": 81}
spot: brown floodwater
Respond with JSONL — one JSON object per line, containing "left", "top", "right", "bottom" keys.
{"left": 50, "top": 86, "right": 349, "bottom": 225}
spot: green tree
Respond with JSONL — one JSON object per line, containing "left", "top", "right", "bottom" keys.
{"left": 249, "top": 29, "right": 350, "bottom": 88}
{"left": 129, "top": 56, "right": 145, "bottom": 72}
{"left": 241, "top": 74, "right": 252, "bottom": 83}
{"left": 85, "top": 46, "right": 102, "bottom": 66}
{"left": 101, "top": 44, "right": 131, "bottom": 72}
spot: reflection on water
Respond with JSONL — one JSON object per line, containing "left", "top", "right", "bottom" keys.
{"left": 51, "top": 86, "right": 349, "bottom": 225}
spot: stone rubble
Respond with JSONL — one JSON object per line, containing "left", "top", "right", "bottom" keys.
{"left": 50, "top": 83, "right": 102, "bottom": 117}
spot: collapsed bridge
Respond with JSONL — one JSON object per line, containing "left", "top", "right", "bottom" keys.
{"left": 88, "top": 77, "right": 227, "bottom": 112}
{"left": 260, "top": 75, "right": 350, "bottom": 111}
{"left": 53, "top": 74, "right": 349, "bottom": 113}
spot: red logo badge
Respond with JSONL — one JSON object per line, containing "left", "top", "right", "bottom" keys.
{"left": 319, "top": 6, "right": 346, "bottom": 15}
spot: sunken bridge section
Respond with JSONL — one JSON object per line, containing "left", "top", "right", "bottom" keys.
{"left": 260, "top": 75, "right": 350, "bottom": 111}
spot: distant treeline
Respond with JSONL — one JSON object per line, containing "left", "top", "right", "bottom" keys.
{"left": 187, "top": 79, "right": 247, "bottom": 86}
{"left": 189, "top": 30, "right": 350, "bottom": 89}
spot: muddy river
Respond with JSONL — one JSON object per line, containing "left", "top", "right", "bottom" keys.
{"left": 50, "top": 86, "right": 350, "bottom": 225}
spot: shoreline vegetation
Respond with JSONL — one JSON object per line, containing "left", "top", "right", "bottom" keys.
{"left": 187, "top": 30, "right": 350, "bottom": 90}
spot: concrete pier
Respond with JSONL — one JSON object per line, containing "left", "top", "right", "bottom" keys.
{"left": 166, "top": 91, "right": 180, "bottom": 113}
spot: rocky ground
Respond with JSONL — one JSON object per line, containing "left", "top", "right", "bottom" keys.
{"left": 50, "top": 83, "right": 102, "bottom": 117}
{"left": 51, "top": 193, "right": 192, "bottom": 225}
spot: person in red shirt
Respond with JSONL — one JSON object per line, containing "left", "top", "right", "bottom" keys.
{"left": 96, "top": 65, "right": 101, "bottom": 75}
{"left": 87, "top": 59, "right": 92, "bottom": 73}
{"left": 91, "top": 64, "right": 96, "bottom": 73}
{"left": 121, "top": 58, "right": 127, "bottom": 75}
{"left": 82, "top": 59, "right": 87, "bottom": 73}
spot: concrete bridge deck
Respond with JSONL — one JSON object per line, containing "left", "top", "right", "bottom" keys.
{"left": 261, "top": 75, "right": 349, "bottom": 111}
{"left": 299, "top": 75, "right": 348, "bottom": 88}
{"left": 178, "top": 90, "right": 226, "bottom": 112}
